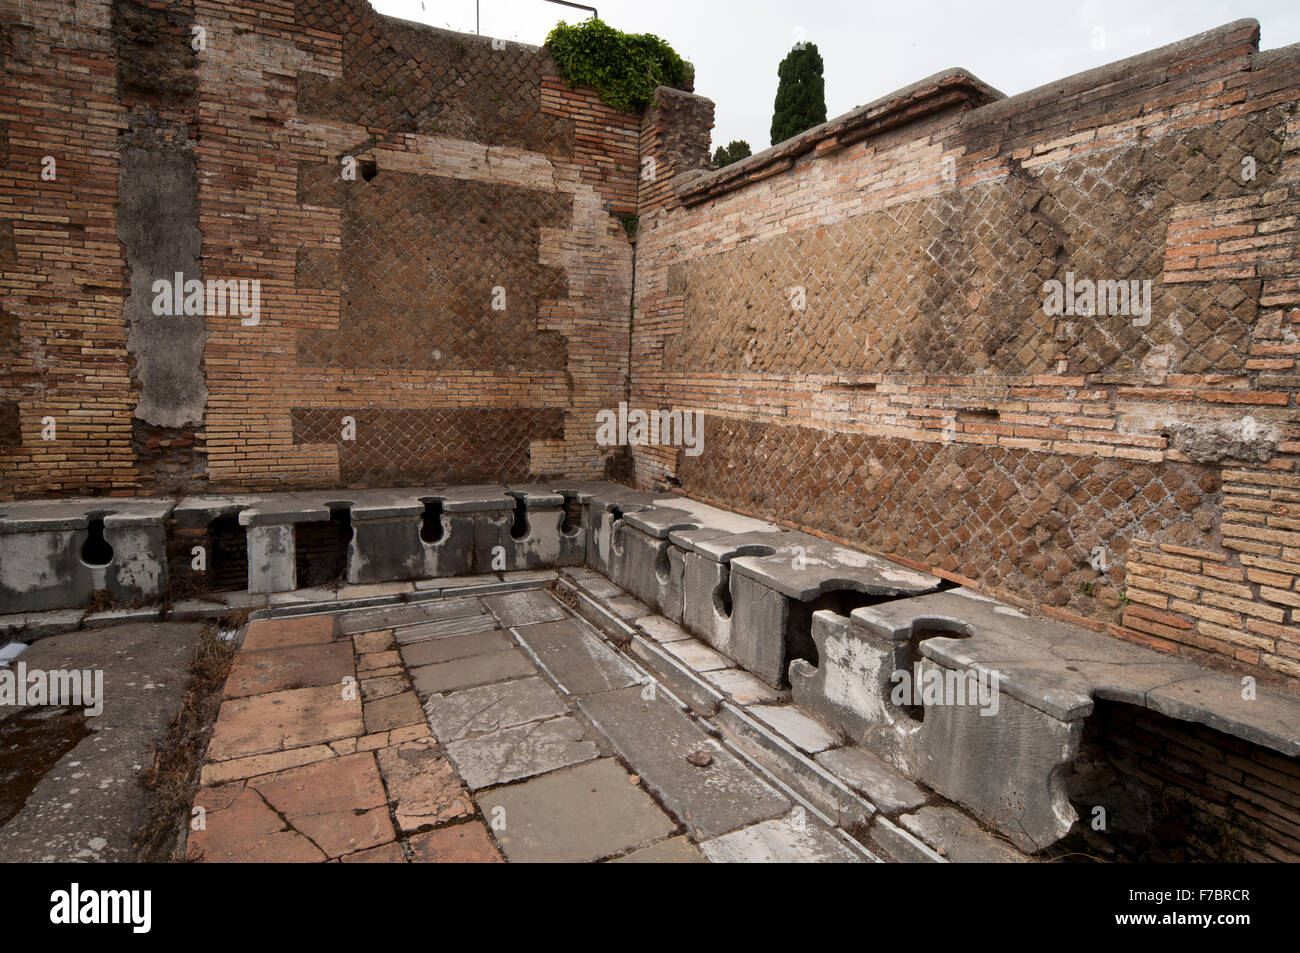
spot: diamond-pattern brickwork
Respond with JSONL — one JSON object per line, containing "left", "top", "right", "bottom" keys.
{"left": 294, "top": 0, "right": 572, "bottom": 156}
{"left": 664, "top": 112, "right": 1286, "bottom": 376}
{"left": 296, "top": 165, "right": 571, "bottom": 371}
{"left": 291, "top": 407, "right": 565, "bottom": 486}
{"left": 679, "top": 415, "right": 1220, "bottom": 619}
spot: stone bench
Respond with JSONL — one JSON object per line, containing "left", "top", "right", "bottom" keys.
{"left": 237, "top": 486, "right": 578, "bottom": 593}
{"left": 0, "top": 483, "right": 669, "bottom": 604}
{"left": 789, "top": 586, "right": 1300, "bottom": 852}
{"left": 608, "top": 502, "right": 942, "bottom": 688}
{"left": 552, "top": 480, "right": 658, "bottom": 577}
{"left": 0, "top": 499, "right": 173, "bottom": 611}
{"left": 661, "top": 526, "right": 942, "bottom": 688}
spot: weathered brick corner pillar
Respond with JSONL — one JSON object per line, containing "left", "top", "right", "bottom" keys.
{"left": 637, "top": 87, "right": 715, "bottom": 217}
{"left": 627, "top": 88, "right": 715, "bottom": 490}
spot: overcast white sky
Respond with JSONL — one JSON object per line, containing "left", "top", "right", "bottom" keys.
{"left": 369, "top": 0, "right": 1300, "bottom": 150}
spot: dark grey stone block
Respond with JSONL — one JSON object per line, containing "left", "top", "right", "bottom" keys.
{"left": 729, "top": 572, "right": 792, "bottom": 688}
{"left": 815, "top": 747, "right": 927, "bottom": 815}
{"left": 899, "top": 806, "right": 1030, "bottom": 863}
{"left": 482, "top": 588, "right": 568, "bottom": 628}
{"left": 247, "top": 523, "right": 295, "bottom": 595}
{"left": 578, "top": 686, "right": 791, "bottom": 839}
{"left": 513, "top": 618, "right": 641, "bottom": 696}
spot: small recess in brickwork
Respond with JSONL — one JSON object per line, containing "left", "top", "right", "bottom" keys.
{"left": 560, "top": 492, "right": 583, "bottom": 535}
{"left": 294, "top": 171, "right": 571, "bottom": 372}
{"left": 0, "top": 402, "right": 19, "bottom": 449}
{"left": 0, "top": 221, "right": 15, "bottom": 264}
{"left": 291, "top": 408, "right": 565, "bottom": 488}
{"left": 207, "top": 515, "right": 249, "bottom": 593}
{"left": 294, "top": 504, "right": 354, "bottom": 588}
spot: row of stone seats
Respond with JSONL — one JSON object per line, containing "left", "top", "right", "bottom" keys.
{"left": 232, "top": 484, "right": 589, "bottom": 593}
{"left": 789, "top": 589, "right": 1300, "bottom": 851}
{"left": 608, "top": 504, "right": 942, "bottom": 687}
{"left": 0, "top": 482, "right": 638, "bottom": 611}
{"left": 4, "top": 482, "right": 1299, "bottom": 856}
{"left": 590, "top": 493, "right": 1300, "bottom": 855}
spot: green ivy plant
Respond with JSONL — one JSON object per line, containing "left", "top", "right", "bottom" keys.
{"left": 546, "top": 17, "right": 688, "bottom": 113}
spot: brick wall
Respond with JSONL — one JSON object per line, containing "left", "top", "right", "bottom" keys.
{"left": 1068, "top": 699, "right": 1300, "bottom": 861}
{"left": 0, "top": 0, "right": 135, "bottom": 495}
{"left": 632, "top": 21, "right": 1300, "bottom": 691}
{"left": 0, "top": 0, "right": 643, "bottom": 496}
{"left": 3, "top": 3, "right": 1300, "bottom": 692}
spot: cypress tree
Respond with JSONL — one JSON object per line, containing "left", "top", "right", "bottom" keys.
{"left": 712, "top": 140, "right": 753, "bottom": 168}
{"left": 770, "top": 43, "right": 827, "bottom": 146}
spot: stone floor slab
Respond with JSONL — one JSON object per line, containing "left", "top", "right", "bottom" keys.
{"left": 199, "top": 744, "right": 336, "bottom": 787}
{"left": 815, "top": 747, "right": 927, "bottom": 815}
{"left": 475, "top": 759, "right": 676, "bottom": 863}
{"left": 409, "top": 821, "right": 503, "bottom": 863}
{"left": 577, "top": 576, "right": 624, "bottom": 600}
{"left": 420, "top": 595, "right": 493, "bottom": 620}
{"left": 410, "top": 649, "right": 536, "bottom": 696}
{"left": 395, "top": 614, "right": 499, "bottom": 644}
{"left": 699, "top": 813, "right": 864, "bottom": 863}
{"left": 360, "top": 674, "right": 408, "bottom": 702}
{"left": 375, "top": 737, "right": 474, "bottom": 833}
{"left": 341, "top": 841, "right": 406, "bottom": 863}
{"left": 661, "top": 638, "right": 733, "bottom": 672}
{"left": 705, "top": 669, "right": 785, "bottom": 705}
{"left": 337, "top": 605, "right": 429, "bottom": 635}
{"left": 399, "top": 629, "right": 511, "bottom": 668}
{"left": 187, "top": 783, "right": 325, "bottom": 863}
{"left": 207, "top": 685, "right": 364, "bottom": 761}
{"left": 224, "top": 640, "right": 354, "bottom": 699}
{"left": 243, "top": 615, "right": 336, "bottom": 651}
{"left": 363, "top": 691, "right": 425, "bottom": 733}
{"left": 514, "top": 618, "right": 641, "bottom": 696}
{"left": 353, "top": 630, "right": 394, "bottom": 654}
{"left": 636, "top": 616, "right": 693, "bottom": 643}
{"left": 749, "top": 705, "right": 839, "bottom": 754}
{"left": 604, "top": 595, "right": 650, "bottom": 620}
{"left": 482, "top": 589, "right": 569, "bottom": 628}
{"left": 899, "top": 806, "right": 1029, "bottom": 863}
{"left": 578, "top": 686, "right": 790, "bottom": 839}
{"left": 611, "top": 836, "right": 707, "bottom": 863}
{"left": 250, "top": 752, "right": 394, "bottom": 858}
{"left": 446, "top": 716, "right": 600, "bottom": 789}
{"left": 358, "top": 650, "right": 401, "bottom": 674}
{"left": 424, "top": 676, "right": 569, "bottom": 743}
